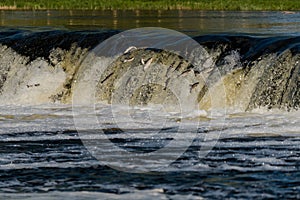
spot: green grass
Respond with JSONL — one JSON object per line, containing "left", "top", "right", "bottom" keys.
{"left": 0, "top": 0, "right": 299, "bottom": 10}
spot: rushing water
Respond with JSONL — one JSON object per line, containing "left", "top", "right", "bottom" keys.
{"left": 0, "top": 10, "right": 300, "bottom": 199}
{"left": 0, "top": 105, "right": 300, "bottom": 199}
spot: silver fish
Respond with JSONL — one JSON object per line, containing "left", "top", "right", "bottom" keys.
{"left": 123, "top": 57, "right": 135, "bottom": 63}
{"left": 124, "top": 46, "right": 137, "bottom": 54}
{"left": 143, "top": 58, "right": 153, "bottom": 70}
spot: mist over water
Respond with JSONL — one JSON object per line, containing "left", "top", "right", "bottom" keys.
{"left": 0, "top": 10, "right": 300, "bottom": 199}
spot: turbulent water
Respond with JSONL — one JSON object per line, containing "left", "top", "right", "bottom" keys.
{"left": 0, "top": 29, "right": 300, "bottom": 110}
{"left": 0, "top": 105, "right": 300, "bottom": 199}
{"left": 0, "top": 23, "right": 300, "bottom": 199}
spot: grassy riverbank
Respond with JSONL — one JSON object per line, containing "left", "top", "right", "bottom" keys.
{"left": 0, "top": 0, "right": 300, "bottom": 11}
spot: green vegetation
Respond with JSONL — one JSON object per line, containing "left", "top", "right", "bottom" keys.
{"left": 0, "top": 0, "right": 299, "bottom": 10}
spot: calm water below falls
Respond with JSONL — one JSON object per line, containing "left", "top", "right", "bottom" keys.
{"left": 0, "top": 10, "right": 300, "bottom": 199}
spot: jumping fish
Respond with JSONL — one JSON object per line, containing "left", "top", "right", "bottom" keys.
{"left": 26, "top": 83, "right": 40, "bottom": 88}
{"left": 179, "top": 69, "right": 193, "bottom": 77}
{"left": 100, "top": 72, "right": 114, "bottom": 84}
{"left": 143, "top": 57, "right": 153, "bottom": 71}
{"left": 190, "top": 82, "right": 200, "bottom": 93}
{"left": 174, "top": 61, "right": 184, "bottom": 72}
{"left": 165, "top": 61, "right": 177, "bottom": 77}
{"left": 125, "top": 77, "right": 132, "bottom": 86}
{"left": 123, "top": 57, "right": 135, "bottom": 63}
{"left": 164, "top": 77, "right": 171, "bottom": 90}
{"left": 124, "top": 46, "right": 137, "bottom": 54}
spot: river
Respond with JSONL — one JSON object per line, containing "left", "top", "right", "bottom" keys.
{"left": 0, "top": 10, "right": 300, "bottom": 199}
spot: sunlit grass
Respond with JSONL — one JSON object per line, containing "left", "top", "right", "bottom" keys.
{"left": 0, "top": 0, "right": 299, "bottom": 10}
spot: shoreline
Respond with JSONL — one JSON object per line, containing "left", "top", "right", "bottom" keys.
{"left": 0, "top": 8, "right": 299, "bottom": 12}
{"left": 0, "top": 1, "right": 300, "bottom": 12}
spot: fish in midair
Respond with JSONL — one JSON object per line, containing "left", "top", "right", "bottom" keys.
{"left": 123, "top": 57, "right": 134, "bottom": 63}
{"left": 143, "top": 57, "right": 153, "bottom": 71}
{"left": 164, "top": 77, "right": 171, "bottom": 91}
{"left": 190, "top": 82, "right": 200, "bottom": 93}
{"left": 101, "top": 72, "right": 114, "bottom": 84}
{"left": 179, "top": 69, "right": 193, "bottom": 77}
{"left": 124, "top": 46, "right": 137, "bottom": 54}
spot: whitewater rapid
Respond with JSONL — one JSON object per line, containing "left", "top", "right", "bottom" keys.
{"left": 0, "top": 29, "right": 299, "bottom": 112}
{"left": 0, "top": 103, "right": 299, "bottom": 198}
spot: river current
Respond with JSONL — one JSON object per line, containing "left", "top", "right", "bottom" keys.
{"left": 0, "top": 10, "right": 300, "bottom": 199}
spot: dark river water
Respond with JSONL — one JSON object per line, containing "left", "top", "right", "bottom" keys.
{"left": 1, "top": 10, "right": 300, "bottom": 35}
{"left": 0, "top": 10, "right": 300, "bottom": 199}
